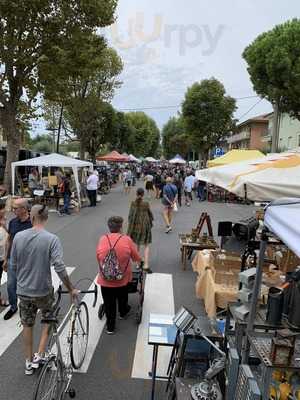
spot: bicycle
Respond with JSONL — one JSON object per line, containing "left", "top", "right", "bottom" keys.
{"left": 33, "top": 280, "right": 98, "bottom": 400}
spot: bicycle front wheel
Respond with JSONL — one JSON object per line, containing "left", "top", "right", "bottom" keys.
{"left": 70, "top": 301, "right": 89, "bottom": 369}
{"left": 33, "top": 356, "right": 61, "bottom": 400}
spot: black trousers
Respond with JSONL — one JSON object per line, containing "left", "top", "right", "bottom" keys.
{"left": 177, "top": 187, "right": 182, "bottom": 207}
{"left": 101, "top": 285, "right": 129, "bottom": 331}
{"left": 87, "top": 189, "right": 97, "bottom": 206}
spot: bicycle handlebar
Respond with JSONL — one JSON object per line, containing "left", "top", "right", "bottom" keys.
{"left": 57, "top": 283, "right": 98, "bottom": 308}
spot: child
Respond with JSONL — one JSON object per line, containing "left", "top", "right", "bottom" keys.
{"left": 0, "top": 208, "right": 8, "bottom": 307}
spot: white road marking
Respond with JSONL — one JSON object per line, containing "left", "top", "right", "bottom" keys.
{"left": 131, "top": 273, "right": 175, "bottom": 380}
{"left": 0, "top": 267, "right": 75, "bottom": 357}
{"left": 55, "top": 280, "right": 105, "bottom": 374}
{"left": 0, "top": 271, "right": 7, "bottom": 286}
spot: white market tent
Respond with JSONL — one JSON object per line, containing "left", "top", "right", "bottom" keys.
{"left": 11, "top": 153, "right": 93, "bottom": 205}
{"left": 196, "top": 151, "right": 300, "bottom": 202}
{"left": 145, "top": 157, "right": 158, "bottom": 162}
{"left": 264, "top": 198, "right": 300, "bottom": 258}
{"left": 129, "top": 154, "right": 141, "bottom": 163}
{"left": 245, "top": 197, "right": 300, "bottom": 341}
{"left": 169, "top": 154, "right": 186, "bottom": 165}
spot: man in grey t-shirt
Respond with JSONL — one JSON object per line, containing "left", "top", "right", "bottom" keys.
{"left": 10, "top": 204, "right": 78, "bottom": 375}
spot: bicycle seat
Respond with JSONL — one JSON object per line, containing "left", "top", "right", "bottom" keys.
{"left": 41, "top": 316, "right": 59, "bottom": 324}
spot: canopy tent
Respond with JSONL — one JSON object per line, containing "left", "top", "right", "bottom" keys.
{"left": 128, "top": 154, "right": 141, "bottom": 163}
{"left": 207, "top": 149, "right": 264, "bottom": 168}
{"left": 145, "top": 157, "right": 158, "bottom": 162}
{"left": 245, "top": 197, "right": 300, "bottom": 352}
{"left": 169, "top": 154, "right": 186, "bottom": 165}
{"left": 11, "top": 153, "right": 92, "bottom": 205}
{"left": 265, "top": 198, "right": 300, "bottom": 258}
{"left": 97, "top": 151, "right": 129, "bottom": 162}
{"left": 196, "top": 152, "right": 300, "bottom": 202}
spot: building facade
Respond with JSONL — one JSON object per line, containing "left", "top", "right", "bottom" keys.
{"left": 227, "top": 115, "right": 269, "bottom": 151}
{"left": 263, "top": 113, "right": 300, "bottom": 152}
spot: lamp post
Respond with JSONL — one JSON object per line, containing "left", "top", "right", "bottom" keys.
{"left": 46, "top": 127, "right": 56, "bottom": 152}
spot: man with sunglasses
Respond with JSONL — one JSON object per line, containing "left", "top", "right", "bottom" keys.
{"left": 3, "top": 198, "right": 32, "bottom": 320}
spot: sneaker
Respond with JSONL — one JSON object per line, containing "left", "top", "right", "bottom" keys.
{"left": 165, "top": 226, "right": 172, "bottom": 234}
{"left": 32, "top": 353, "right": 48, "bottom": 369}
{"left": 4, "top": 307, "right": 18, "bottom": 320}
{"left": 25, "top": 360, "right": 34, "bottom": 376}
{"left": 106, "top": 330, "right": 115, "bottom": 335}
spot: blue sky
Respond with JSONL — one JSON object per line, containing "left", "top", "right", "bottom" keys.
{"left": 32, "top": 0, "right": 300, "bottom": 134}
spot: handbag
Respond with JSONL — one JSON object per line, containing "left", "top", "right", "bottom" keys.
{"left": 173, "top": 202, "right": 178, "bottom": 212}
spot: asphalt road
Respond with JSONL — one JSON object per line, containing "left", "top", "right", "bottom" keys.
{"left": 0, "top": 183, "right": 254, "bottom": 400}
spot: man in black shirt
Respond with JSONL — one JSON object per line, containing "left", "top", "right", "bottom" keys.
{"left": 3, "top": 198, "right": 32, "bottom": 320}
{"left": 154, "top": 171, "right": 162, "bottom": 199}
{"left": 62, "top": 173, "right": 72, "bottom": 215}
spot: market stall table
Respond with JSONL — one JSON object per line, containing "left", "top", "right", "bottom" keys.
{"left": 179, "top": 234, "right": 218, "bottom": 270}
{"left": 192, "top": 250, "right": 241, "bottom": 318}
{"left": 148, "top": 314, "right": 177, "bottom": 400}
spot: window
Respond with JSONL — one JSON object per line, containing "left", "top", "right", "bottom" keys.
{"left": 288, "top": 136, "right": 293, "bottom": 149}
{"left": 298, "top": 135, "right": 300, "bottom": 147}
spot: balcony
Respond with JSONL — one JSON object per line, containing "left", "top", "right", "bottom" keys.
{"left": 227, "top": 130, "right": 250, "bottom": 144}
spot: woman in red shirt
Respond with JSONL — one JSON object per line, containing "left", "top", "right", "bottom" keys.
{"left": 96, "top": 216, "right": 142, "bottom": 334}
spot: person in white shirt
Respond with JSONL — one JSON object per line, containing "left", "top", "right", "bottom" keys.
{"left": 184, "top": 172, "right": 196, "bottom": 206}
{"left": 87, "top": 171, "right": 99, "bottom": 207}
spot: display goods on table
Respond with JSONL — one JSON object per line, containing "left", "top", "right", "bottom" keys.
{"left": 234, "top": 198, "right": 300, "bottom": 400}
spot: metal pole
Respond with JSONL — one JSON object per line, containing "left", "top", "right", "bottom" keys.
{"left": 242, "top": 236, "right": 267, "bottom": 363}
{"left": 271, "top": 100, "right": 280, "bottom": 153}
{"left": 56, "top": 104, "right": 64, "bottom": 154}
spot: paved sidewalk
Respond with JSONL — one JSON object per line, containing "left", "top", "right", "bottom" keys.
{"left": 0, "top": 183, "right": 254, "bottom": 400}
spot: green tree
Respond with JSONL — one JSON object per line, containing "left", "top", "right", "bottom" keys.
{"left": 66, "top": 96, "right": 116, "bottom": 163}
{"left": 125, "top": 112, "right": 160, "bottom": 158}
{"left": 162, "top": 116, "right": 192, "bottom": 159}
{"left": 43, "top": 45, "right": 123, "bottom": 158}
{"left": 243, "top": 19, "right": 300, "bottom": 121}
{"left": 0, "top": 0, "right": 117, "bottom": 188}
{"left": 182, "top": 78, "right": 236, "bottom": 162}
{"left": 109, "top": 111, "right": 135, "bottom": 154}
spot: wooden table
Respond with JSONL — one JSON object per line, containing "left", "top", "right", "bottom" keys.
{"left": 179, "top": 234, "right": 218, "bottom": 270}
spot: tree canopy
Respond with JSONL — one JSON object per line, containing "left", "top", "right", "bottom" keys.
{"left": 243, "top": 19, "right": 300, "bottom": 120}
{"left": 125, "top": 112, "right": 160, "bottom": 158}
{"left": 162, "top": 116, "right": 192, "bottom": 159}
{"left": 0, "top": 0, "right": 117, "bottom": 187}
{"left": 66, "top": 96, "right": 116, "bottom": 163}
{"left": 182, "top": 78, "right": 236, "bottom": 161}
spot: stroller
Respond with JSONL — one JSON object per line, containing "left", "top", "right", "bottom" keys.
{"left": 98, "top": 268, "right": 145, "bottom": 324}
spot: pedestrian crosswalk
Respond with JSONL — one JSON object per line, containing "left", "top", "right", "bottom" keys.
{"left": 0, "top": 271, "right": 175, "bottom": 378}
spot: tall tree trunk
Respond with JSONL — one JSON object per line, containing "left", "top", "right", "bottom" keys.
{"left": 79, "top": 137, "right": 85, "bottom": 160}
{"left": 3, "top": 109, "right": 20, "bottom": 192}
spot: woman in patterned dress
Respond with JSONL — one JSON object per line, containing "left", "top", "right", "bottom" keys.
{"left": 127, "top": 188, "right": 154, "bottom": 273}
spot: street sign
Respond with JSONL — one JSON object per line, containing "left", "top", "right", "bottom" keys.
{"left": 214, "top": 147, "right": 224, "bottom": 158}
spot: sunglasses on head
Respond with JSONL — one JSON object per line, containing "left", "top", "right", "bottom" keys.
{"left": 38, "top": 204, "right": 46, "bottom": 215}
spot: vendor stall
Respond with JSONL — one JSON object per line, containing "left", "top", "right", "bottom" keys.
{"left": 169, "top": 154, "right": 186, "bottom": 165}
{"left": 97, "top": 150, "right": 129, "bottom": 163}
{"left": 239, "top": 198, "right": 300, "bottom": 399}
{"left": 207, "top": 149, "right": 264, "bottom": 168}
{"left": 192, "top": 250, "right": 241, "bottom": 318}
{"left": 11, "top": 153, "right": 92, "bottom": 206}
{"left": 196, "top": 151, "right": 300, "bottom": 202}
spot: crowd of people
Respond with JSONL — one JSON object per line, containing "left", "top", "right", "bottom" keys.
{"left": 0, "top": 161, "right": 205, "bottom": 376}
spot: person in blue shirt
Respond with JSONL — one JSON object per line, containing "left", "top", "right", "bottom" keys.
{"left": 162, "top": 177, "right": 178, "bottom": 233}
